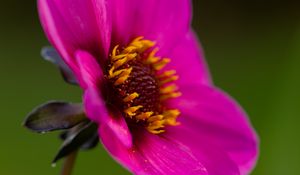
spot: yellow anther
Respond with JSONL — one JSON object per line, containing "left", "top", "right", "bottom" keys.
{"left": 163, "top": 109, "right": 180, "bottom": 117}
{"left": 146, "top": 114, "right": 168, "bottom": 134}
{"left": 136, "top": 112, "right": 154, "bottom": 120}
{"left": 123, "top": 92, "right": 139, "bottom": 102}
{"left": 163, "top": 109, "right": 181, "bottom": 126}
{"left": 148, "top": 129, "right": 165, "bottom": 134}
{"left": 131, "top": 42, "right": 143, "bottom": 49}
{"left": 147, "top": 56, "right": 160, "bottom": 64}
{"left": 160, "top": 92, "right": 182, "bottom": 101}
{"left": 149, "top": 48, "right": 158, "bottom": 57}
{"left": 113, "top": 57, "right": 128, "bottom": 69}
{"left": 126, "top": 53, "right": 138, "bottom": 61}
{"left": 124, "top": 46, "right": 138, "bottom": 53}
{"left": 165, "top": 119, "right": 180, "bottom": 126}
{"left": 131, "top": 36, "right": 144, "bottom": 43}
{"left": 109, "top": 68, "right": 126, "bottom": 78}
{"left": 114, "top": 67, "right": 133, "bottom": 85}
{"left": 122, "top": 67, "right": 133, "bottom": 76}
{"left": 148, "top": 121, "right": 165, "bottom": 130}
{"left": 113, "top": 53, "right": 134, "bottom": 67}
{"left": 147, "top": 119, "right": 165, "bottom": 131}
{"left": 160, "top": 84, "right": 178, "bottom": 94}
{"left": 140, "top": 40, "right": 155, "bottom": 51}
{"left": 159, "top": 75, "right": 179, "bottom": 85}
{"left": 109, "top": 66, "right": 115, "bottom": 78}
{"left": 111, "top": 45, "right": 119, "bottom": 58}
{"left": 129, "top": 36, "right": 155, "bottom": 53}
{"left": 146, "top": 48, "right": 160, "bottom": 64}
{"left": 157, "top": 70, "right": 176, "bottom": 79}
{"left": 114, "top": 75, "right": 130, "bottom": 85}
{"left": 153, "top": 58, "right": 171, "bottom": 70}
{"left": 112, "top": 54, "right": 127, "bottom": 61}
{"left": 147, "top": 115, "right": 164, "bottom": 123}
{"left": 124, "top": 105, "right": 143, "bottom": 117}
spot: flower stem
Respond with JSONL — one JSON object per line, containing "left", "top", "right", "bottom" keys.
{"left": 61, "top": 151, "right": 78, "bottom": 175}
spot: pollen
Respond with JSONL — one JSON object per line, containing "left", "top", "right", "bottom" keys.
{"left": 106, "top": 37, "right": 181, "bottom": 134}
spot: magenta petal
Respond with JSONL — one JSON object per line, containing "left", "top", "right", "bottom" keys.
{"left": 38, "top": 0, "right": 112, "bottom": 71}
{"left": 100, "top": 127, "right": 211, "bottom": 175}
{"left": 166, "top": 31, "right": 212, "bottom": 86}
{"left": 168, "top": 85, "right": 259, "bottom": 174}
{"left": 75, "top": 50, "right": 103, "bottom": 89}
{"left": 84, "top": 87, "right": 132, "bottom": 148}
{"left": 100, "top": 126, "right": 240, "bottom": 174}
{"left": 110, "top": 0, "right": 191, "bottom": 54}
{"left": 164, "top": 128, "right": 240, "bottom": 175}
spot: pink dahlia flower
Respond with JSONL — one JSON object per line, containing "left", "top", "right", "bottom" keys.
{"left": 38, "top": 0, "right": 258, "bottom": 174}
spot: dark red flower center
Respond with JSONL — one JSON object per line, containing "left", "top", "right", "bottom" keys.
{"left": 105, "top": 37, "right": 181, "bottom": 134}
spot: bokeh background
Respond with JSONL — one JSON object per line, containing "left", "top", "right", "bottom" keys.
{"left": 0, "top": 0, "right": 299, "bottom": 174}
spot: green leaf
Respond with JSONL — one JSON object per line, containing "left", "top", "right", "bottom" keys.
{"left": 23, "top": 101, "right": 87, "bottom": 133}
{"left": 52, "top": 122, "right": 98, "bottom": 163}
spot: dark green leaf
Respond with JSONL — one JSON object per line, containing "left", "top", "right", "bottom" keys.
{"left": 59, "top": 125, "right": 99, "bottom": 150}
{"left": 23, "top": 101, "right": 87, "bottom": 133}
{"left": 80, "top": 132, "right": 99, "bottom": 150}
{"left": 52, "top": 122, "right": 98, "bottom": 163}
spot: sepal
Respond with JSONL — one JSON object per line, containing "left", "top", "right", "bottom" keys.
{"left": 52, "top": 122, "right": 98, "bottom": 163}
{"left": 24, "top": 101, "right": 87, "bottom": 133}
{"left": 41, "top": 47, "right": 78, "bottom": 85}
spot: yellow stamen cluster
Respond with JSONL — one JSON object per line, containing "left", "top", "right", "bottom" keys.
{"left": 108, "top": 37, "right": 182, "bottom": 134}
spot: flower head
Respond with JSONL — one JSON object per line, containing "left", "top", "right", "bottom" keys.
{"left": 35, "top": 0, "right": 258, "bottom": 174}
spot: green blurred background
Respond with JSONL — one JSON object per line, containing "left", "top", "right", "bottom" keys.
{"left": 0, "top": 0, "right": 299, "bottom": 174}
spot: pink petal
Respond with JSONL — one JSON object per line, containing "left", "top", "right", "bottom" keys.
{"left": 167, "top": 85, "right": 259, "bottom": 174}
{"left": 100, "top": 126, "right": 240, "bottom": 175}
{"left": 110, "top": 0, "right": 191, "bottom": 55}
{"left": 38, "top": 0, "right": 112, "bottom": 72}
{"left": 165, "top": 31, "right": 212, "bottom": 86}
{"left": 84, "top": 87, "right": 132, "bottom": 148}
{"left": 163, "top": 128, "right": 240, "bottom": 175}
{"left": 75, "top": 50, "right": 103, "bottom": 89}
